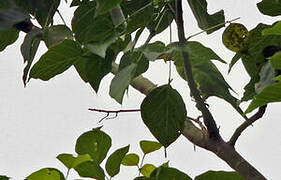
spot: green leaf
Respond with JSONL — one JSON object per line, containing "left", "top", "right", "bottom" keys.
{"left": 109, "top": 64, "right": 137, "bottom": 104}
{"left": 245, "top": 76, "right": 281, "bottom": 113}
{"left": 262, "top": 21, "right": 281, "bottom": 36}
{"left": 0, "top": 7, "right": 30, "bottom": 30}
{"left": 20, "top": 28, "right": 42, "bottom": 85}
{"left": 141, "top": 85, "right": 186, "bottom": 147}
{"left": 121, "top": 153, "right": 140, "bottom": 166}
{"left": 140, "top": 164, "right": 156, "bottom": 177}
{"left": 257, "top": 0, "right": 281, "bottom": 17}
{"left": 0, "top": 28, "right": 19, "bottom": 51}
{"left": 139, "top": 140, "right": 162, "bottom": 154}
{"left": 84, "top": 51, "right": 114, "bottom": 92}
{"left": 186, "top": 0, "right": 225, "bottom": 34}
{"left": 29, "top": 39, "right": 82, "bottom": 81}
{"left": 105, "top": 145, "right": 130, "bottom": 177}
{"left": 25, "top": 168, "right": 65, "bottom": 180}
{"left": 194, "top": 170, "right": 244, "bottom": 180}
{"left": 95, "top": 0, "right": 122, "bottom": 16}
{"left": 255, "top": 62, "right": 275, "bottom": 93}
{"left": 0, "top": 175, "right": 10, "bottom": 180}
{"left": 74, "top": 161, "right": 105, "bottom": 180}
{"left": 71, "top": 2, "right": 115, "bottom": 44}
{"left": 150, "top": 167, "right": 192, "bottom": 180}
{"left": 119, "top": 51, "right": 149, "bottom": 78}
{"left": 43, "top": 25, "right": 73, "bottom": 48}
{"left": 57, "top": 153, "right": 92, "bottom": 169}
{"left": 137, "top": 41, "right": 167, "bottom": 61}
{"left": 270, "top": 52, "right": 281, "bottom": 69}
{"left": 228, "top": 53, "right": 242, "bottom": 73}
{"left": 75, "top": 128, "right": 112, "bottom": 164}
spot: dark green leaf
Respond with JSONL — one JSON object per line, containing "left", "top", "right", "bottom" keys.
{"left": 245, "top": 76, "right": 281, "bottom": 113}
{"left": 43, "top": 25, "right": 73, "bottom": 48}
{"left": 150, "top": 167, "right": 192, "bottom": 180}
{"left": 228, "top": 53, "right": 242, "bottom": 73}
{"left": 194, "top": 170, "right": 244, "bottom": 180}
{"left": 141, "top": 85, "right": 186, "bottom": 147}
{"left": 262, "top": 21, "right": 281, "bottom": 36}
{"left": 75, "top": 128, "right": 112, "bottom": 164}
{"left": 57, "top": 153, "right": 91, "bottom": 169}
{"left": 25, "top": 168, "right": 65, "bottom": 180}
{"left": 0, "top": 28, "right": 19, "bottom": 51}
{"left": 137, "top": 41, "right": 166, "bottom": 61}
{"left": 0, "top": 7, "right": 29, "bottom": 30}
{"left": 140, "top": 140, "right": 162, "bottom": 154}
{"left": 74, "top": 57, "right": 89, "bottom": 82}
{"left": 29, "top": 40, "right": 82, "bottom": 81}
{"left": 20, "top": 28, "right": 42, "bottom": 85}
{"left": 140, "top": 164, "right": 156, "bottom": 177}
{"left": 84, "top": 51, "right": 114, "bottom": 92}
{"left": 133, "top": 177, "right": 150, "bottom": 180}
{"left": 105, "top": 145, "right": 130, "bottom": 177}
{"left": 109, "top": 64, "right": 137, "bottom": 104}
{"left": 119, "top": 51, "right": 149, "bottom": 78}
{"left": 121, "top": 153, "right": 140, "bottom": 166}
{"left": 74, "top": 161, "right": 105, "bottom": 180}
{"left": 0, "top": 175, "right": 10, "bottom": 180}
{"left": 270, "top": 52, "right": 281, "bottom": 69}
{"left": 257, "top": 0, "right": 281, "bottom": 17}
{"left": 95, "top": 0, "right": 122, "bottom": 16}
{"left": 186, "top": 0, "right": 225, "bottom": 34}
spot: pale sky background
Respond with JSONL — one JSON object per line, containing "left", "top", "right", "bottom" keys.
{"left": 0, "top": 0, "right": 280, "bottom": 179}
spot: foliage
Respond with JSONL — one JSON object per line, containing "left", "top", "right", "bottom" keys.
{"left": 0, "top": 0, "right": 281, "bottom": 179}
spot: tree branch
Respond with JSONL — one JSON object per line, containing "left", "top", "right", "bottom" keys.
{"left": 174, "top": 0, "right": 220, "bottom": 140}
{"left": 228, "top": 105, "right": 267, "bottom": 147}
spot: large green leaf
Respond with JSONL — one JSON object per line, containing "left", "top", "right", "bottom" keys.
{"left": 186, "top": 0, "right": 225, "bottom": 34}
{"left": 245, "top": 75, "right": 281, "bottom": 113}
{"left": 25, "top": 168, "right": 65, "bottom": 180}
{"left": 29, "top": 39, "right": 82, "bottom": 81}
{"left": 57, "top": 153, "right": 92, "bottom": 169}
{"left": 119, "top": 51, "right": 149, "bottom": 78}
{"left": 257, "top": 0, "right": 281, "bottom": 17}
{"left": 105, "top": 145, "right": 130, "bottom": 177}
{"left": 139, "top": 140, "right": 162, "bottom": 154}
{"left": 150, "top": 167, "right": 192, "bottom": 180}
{"left": 137, "top": 41, "right": 167, "bottom": 61}
{"left": 75, "top": 128, "right": 112, "bottom": 164}
{"left": 20, "top": 28, "right": 42, "bottom": 85}
{"left": 109, "top": 63, "right": 137, "bottom": 104}
{"left": 194, "top": 170, "right": 244, "bottom": 180}
{"left": 121, "top": 153, "right": 140, "bottom": 166}
{"left": 0, "top": 28, "right": 19, "bottom": 51}
{"left": 71, "top": 1, "right": 115, "bottom": 44}
{"left": 141, "top": 85, "right": 186, "bottom": 147}
{"left": 74, "top": 161, "right": 105, "bottom": 180}
{"left": 95, "top": 0, "right": 122, "bottom": 16}
{"left": 43, "top": 25, "right": 73, "bottom": 48}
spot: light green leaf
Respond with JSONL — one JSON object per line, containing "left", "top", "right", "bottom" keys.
{"left": 105, "top": 145, "right": 130, "bottom": 177}
{"left": 195, "top": 170, "right": 244, "bottom": 180}
{"left": 150, "top": 167, "right": 192, "bottom": 180}
{"left": 0, "top": 28, "right": 19, "bottom": 51}
{"left": 140, "top": 140, "right": 162, "bottom": 154}
{"left": 95, "top": 0, "right": 122, "bottom": 16}
{"left": 262, "top": 21, "right": 281, "bottom": 36}
{"left": 257, "top": 0, "right": 281, "bottom": 17}
{"left": 57, "top": 153, "right": 92, "bottom": 169}
{"left": 121, "top": 153, "right": 140, "bottom": 166}
{"left": 270, "top": 52, "right": 281, "bottom": 69}
{"left": 29, "top": 40, "right": 82, "bottom": 81}
{"left": 186, "top": 0, "right": 225, "bottom": 34}
{"left": 141, "top": 85, "right": 186, "bottom": 147}
{"left": 109, "top": 64, "right": 137, "bottom": 104}
{"left": 74, "top": 161, "right": 105, "bottom": 180}
{"left": 140, "top": 164, "right": 156, "bottom": 177}
{"left": 75, "top": 128, "right": 112, "bottom": 164}
{"left": 255, "top": 62, "right": 275, "bottom": 93}
{"left": 25, "top": 168, "right": 65, "bottom": 180}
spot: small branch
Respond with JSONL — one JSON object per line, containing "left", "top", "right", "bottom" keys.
{"left": 175, "top": 0, "right": 220, "bottom": 140}
{"left": 228, "top": 105, "right": 267, "bottom": 147}
{"left": 88, "top": 108, "right": 140, "bottom": 113}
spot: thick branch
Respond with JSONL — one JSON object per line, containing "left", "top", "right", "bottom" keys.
{"left": 175, "top": 0, "right": 220, "bottom": 140}
{"left": 228, "top": 105, "right": 267, "bottom": 147}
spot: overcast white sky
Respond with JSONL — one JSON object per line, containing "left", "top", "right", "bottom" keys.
{"left": 0, "top": 0, "right": 281, "bottom": 179}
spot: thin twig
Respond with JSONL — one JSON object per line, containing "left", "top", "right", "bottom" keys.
{"left": 228, "top": 105, "right": 267, "bottom": 147}
{"left": 175, "top": 0, "right": 220, "bottom": 140}
{"left": 56, "top": 10, "right": 67, "bottom": 26}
